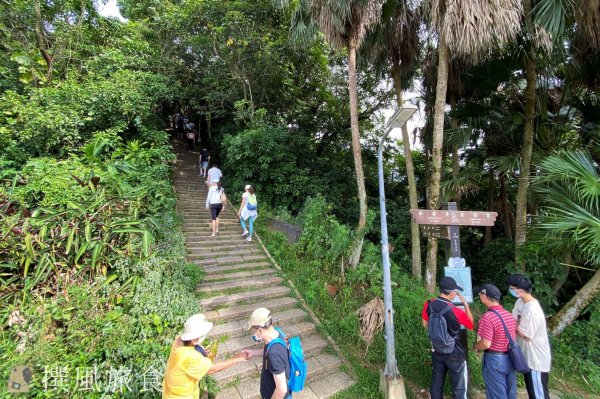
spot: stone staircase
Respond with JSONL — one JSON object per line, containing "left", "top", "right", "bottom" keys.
{"left": 171, "top": 139, "right": 355, "bottom": 399}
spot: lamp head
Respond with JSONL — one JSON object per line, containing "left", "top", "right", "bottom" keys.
{"left": 386, "top": 104, "right": 418, "bottom": 130}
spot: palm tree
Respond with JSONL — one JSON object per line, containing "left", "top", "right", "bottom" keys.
{"left": 423, "top": 0, "right": 523, "bottom": 291}
{"left": 533, "top": 151, "right": 600, "bottom": 336}
{"left": 515, "top": 0, "right": 600, "bottom": 266}
{"left": 277, "top": 0, "right": 385, "bottom": 268}
{"left": 361, "top": 0, "right": 422, "bottom": 277}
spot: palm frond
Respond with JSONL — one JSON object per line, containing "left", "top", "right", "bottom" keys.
{"left": 530, "top": 0, "right": 573, "bottom": 47}
{"left": 533, "top": 150, "right": 600, "bottom": 267}
{"left": 575, "top": 0, "right": 600, "bottom": 50}
{"left": 425, "top": 0, "right": 523, "bottom": 62}
{"left": 487, "top": 154, "right": 521, "bottom": 175}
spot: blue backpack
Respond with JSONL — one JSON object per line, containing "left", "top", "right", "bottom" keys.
{"left": 266, "top": 327, "right": 307, "bottom": 392}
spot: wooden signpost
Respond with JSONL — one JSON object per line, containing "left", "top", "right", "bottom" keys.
{"left": 411, "top": 203, "right": 498, "bottom": 396}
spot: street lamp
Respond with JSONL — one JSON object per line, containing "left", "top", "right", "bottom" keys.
{"left": 378, "top": 104, "right": 418, "bottom": 399}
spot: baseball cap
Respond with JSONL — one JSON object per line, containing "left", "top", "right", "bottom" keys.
{"left": 244, "top": 184, "right": 252, "bottom": 190}
{"left": 247, "top": 307, "right": 271, "bottom": 330}
{"left": 439, "top": 276, "right": 463, "bottom": 292}
{"left": 475, "top": 284, "right": 502, "bottom": 300}
{"left": 180, "top": 314, "right": 214, "bottom": 341}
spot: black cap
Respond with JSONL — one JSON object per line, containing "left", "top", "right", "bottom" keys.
{"left": 476, "top": 284, "right": 502, "bottom": 300}
{"left": 439, "top": 276, "right": 464, "bottom": 292}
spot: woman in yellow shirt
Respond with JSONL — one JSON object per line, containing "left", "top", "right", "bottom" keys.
{"left": 162, "top": 314, "right": 248, "bottom": 399}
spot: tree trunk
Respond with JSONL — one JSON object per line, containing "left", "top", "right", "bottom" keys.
{"left": 549, "top": 266, "right": 600, "bottom": 337}
{"left": 450, "top": 94, "right": 460, "bottom": 208}
{"left": 484, "top": 168, "right": 495, "bottom": 247}
{"left": 348, "top": 41, "right": 368, "bottom": 269}
{"left": 391, "top": 60, "right": 422, "bottom": 279}
{"left": 207, "top": 112, "right": 212, "bottom": 141}
{"left": 514, "top": 54, "right": 537, "bottom": 270}
{"left": 425, "top": 36, "right": 450, "bottom": 293}
{"left": 500, "top": 174, "right": 513, "bottom": 240}
{"left": 34, "top": 0, "right": 53, "bottom": 84}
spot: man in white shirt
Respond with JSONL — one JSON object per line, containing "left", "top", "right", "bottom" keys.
{"left": 507, "top": 274, "right": 552, "bottom": 399}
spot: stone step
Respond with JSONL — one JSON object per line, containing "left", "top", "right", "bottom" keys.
{"left": 215, "top": 327, "right": 322, "bottom": 359}
{"left": 204, "top": 267, "right": 276, "bottom": 282}
{"left": 205, "top": 296, "right": 298, "bottom": 323}
{"left": 207, "top": 308, "right": 307, "bottom": 340}
{"left": 213, "top": 352, "right": 345, "bottom": 391}
{"left": 200, "top": 285, "right": 291, "bottom": 310}
{"left": 191, "top": 254, "right": 267, "bottom": 267}
{"left": 186, "top": 240, "right": 255, "bottom": 249}
{"left": 189, "top": 248, "right": 263, "bottom": 259}
{"left": 187, "top": 236, "right": 254, "bottom": 244}
{"left": 197, "top": 275, "right": 283, "bottom": 294}
{"left": 202, "top": 262, "right": 272, "bottom": 274}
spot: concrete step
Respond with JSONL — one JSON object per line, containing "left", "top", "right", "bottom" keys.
{"left": 204, "top": 267, "right": 276, "bottom": 282}
{"left": 205, "top": 296, "right": 298, "bottom": 323}
{"left": 202, "top": 261, "right": 272, "bottom": 274}
{"left": 213, "top": 351, "right": 344, "bottom": 389}
{"left": 191, "top": 254, "right": 267, "bottom": 267}
{"left": 189, "top": 248, "right": 263, "bottom": 259}
{"left": 186, "top": 240, "right": 255, "bottom": 249}
{"left": 196, "top": 275, "right": 283, "bottom": 294}
{"left": 214, "top": 322, "right": 317, "bottom": 358}
{"left": 200, "top": 285, "right": 291, "bottom": 310}
{"left": 207, "top": 308, "right": 307, "bottom": 340}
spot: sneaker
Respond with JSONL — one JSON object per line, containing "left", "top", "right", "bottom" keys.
{"left": 242, "top": 230, "right": 249, "bottom": 237}
{"left": 246, "top": 236, "right": 252, "bottom": 242}
{"left": 210, "top": 233, "right": 216, "bottom": 237}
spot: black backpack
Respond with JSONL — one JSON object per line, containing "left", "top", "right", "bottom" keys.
{"left": 427, "top": 300, "right": 457, "bottom": 354}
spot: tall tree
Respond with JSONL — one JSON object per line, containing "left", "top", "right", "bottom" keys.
{"left": 362, "top": 0, "right": 422, "bottom": 277}
{"left": 278, "top": 0, "right": 385, "bottom": 268}
{"left": 423, "top": 0, "right": 522, "bottom": 291}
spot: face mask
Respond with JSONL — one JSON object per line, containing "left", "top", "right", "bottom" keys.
{"left": 251, "top": 334, "right": 262, "bottom": 343}
{"left": 509, "top": 288, "right": 520, "bottom": 298}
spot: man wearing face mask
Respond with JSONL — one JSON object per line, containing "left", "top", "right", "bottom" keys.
{"left": 507, "top": 274, "right": 552, "bottom": 399}
{"left": 162, "top": 313, "right": 248, "bottom": 399}
{"left": 241, "top": 308, "right": 291, "bottom": 399}
{"left": 421, "top": 276, "right": 474, "bottom": 399}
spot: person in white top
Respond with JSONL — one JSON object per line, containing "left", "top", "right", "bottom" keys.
{"left": 507, "top": 274, "right": 552, "bottom": 399}
{"left": 205, "top": 164, "right": 223, "bottom": 187}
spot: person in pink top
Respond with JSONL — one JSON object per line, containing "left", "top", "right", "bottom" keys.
{"left": 473, "top": 284, "right": 517, "bottom": 399}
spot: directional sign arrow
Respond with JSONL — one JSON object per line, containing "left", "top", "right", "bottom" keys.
{"left": 410, "top": 209, "right": 498, "bottom": 227}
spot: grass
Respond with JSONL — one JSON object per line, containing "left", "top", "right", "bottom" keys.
{"left": 256, "top": 221, "right": 600, "bottom": 399}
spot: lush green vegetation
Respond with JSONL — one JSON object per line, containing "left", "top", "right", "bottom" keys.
{"left": 257, "top": 199, "right": 600, "bottom": 397}
{"left": 1, "top": 0, "right": 600, "bottom": 397}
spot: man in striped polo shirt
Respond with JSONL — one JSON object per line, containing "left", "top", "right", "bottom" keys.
{"left": 473, "top": 284, "right": 517, "bottom": 399}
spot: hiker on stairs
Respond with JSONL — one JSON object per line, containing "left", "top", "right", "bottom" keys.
{"left": 242, "top": 308, "right": 291, "bottom": 399}
{"left": 206, "top": 180, "right": 225, "bottom": 237}
{"left": 238, "top": 184, "right": 258, "bottom": 242}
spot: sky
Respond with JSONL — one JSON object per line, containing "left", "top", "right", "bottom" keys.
{"left": 97, "top": 0, "right": 126, "bottom": 21}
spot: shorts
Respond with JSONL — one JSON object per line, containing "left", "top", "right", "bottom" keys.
{"left": 209, "top": 203, "right": 223, "bottom": 220}
{"left": 201, "top": 161, "right": 208, "bottom": 169}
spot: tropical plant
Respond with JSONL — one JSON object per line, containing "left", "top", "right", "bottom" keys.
{"left": 533, "top": 150, "right": 600, "bottom": 336}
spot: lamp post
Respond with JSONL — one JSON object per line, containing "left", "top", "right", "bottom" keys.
{"left": 378, "top": 104, "right": 418, "bottom": 399}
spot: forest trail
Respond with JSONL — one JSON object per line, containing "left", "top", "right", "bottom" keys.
{"left": 172, "top": 138, "right": 355, "bottom": 399}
